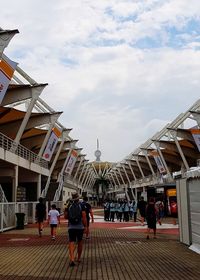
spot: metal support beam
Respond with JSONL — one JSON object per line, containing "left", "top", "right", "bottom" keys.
{"left": 134, "top": 157, "right": 145, "bottom": 178}
{"left": 153, "top": 141, "right": 172, "bottom": 179}
{"left": 80, "top": 164, "right": 90, "bottom": 188}
{"left": 169, "top": 129, "right": 190, "bottom": 171}
{"left": 0, "top": 29, "right": 19, "bottom": 56}
{"left": 128, "top": 162, "right": 137, "bottom": 180}
{"left": 74, "top": 158, "right": 84, "bottom": 181}
{"left": 14, "top": 84, "right": 47, "bottom": 144}
{"left": 141, "top": 149, "right": 155, "bottom": 175}
{"left": 113, "top": 170, "right": 121, "bottom": 187}
{"left": 122, "top": 165, "right": 131, "bottom": 184}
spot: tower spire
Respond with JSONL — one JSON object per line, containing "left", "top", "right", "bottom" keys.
{"left": 94, "top": 138, "right": 101, "bottom": 161}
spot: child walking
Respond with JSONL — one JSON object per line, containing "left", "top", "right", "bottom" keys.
{"left": 47, "top": 204, "right": 60, "bottom": 240}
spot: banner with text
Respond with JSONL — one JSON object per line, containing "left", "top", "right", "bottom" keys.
{"left": 150, "top": 150, "right": 166, "bottom": 174}
{"left": 0, "top": 56, "right": 17, "bottom": 104}
{"left": 65, "top": 150, "right": 78, "bottom": 175}
{"left": 191, "top": 129, "right": 200, "bottom": 152}
{"left": 42, "top": 127, "right": 61, "bottom": 161}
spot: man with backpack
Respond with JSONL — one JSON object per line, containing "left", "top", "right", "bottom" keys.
{"left": 65, "top": 192, "right": 87, "bottom": 267}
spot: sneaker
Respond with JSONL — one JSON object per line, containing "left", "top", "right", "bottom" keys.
{"left": 52, "top": 236, "right": 55, "bottom": 240}
{"left": 69, "top": 261, "right": 75, "bottom": 267}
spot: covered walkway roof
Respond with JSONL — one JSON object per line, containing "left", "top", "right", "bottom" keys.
{"left": 104, "top": 99, "right": 200, "bottom": 195}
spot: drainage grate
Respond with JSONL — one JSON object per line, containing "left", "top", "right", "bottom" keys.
{"left": 9, "top": 238, "right": 29, "bottom": 242}
{"left": 115, "top": 240, "right": 141, "bottom": 245}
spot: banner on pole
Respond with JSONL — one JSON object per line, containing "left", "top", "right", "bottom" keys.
{"left": 150, "top": 150, "right": 166, "bottom": 174}
{"left": 65, "top": 150, "right": 78, "bottom": 175}
{"left": 0, "top": 56, "right": 17, "bottom": 104}
{"left": 190, "top": 129, "right": 200, "bottom": 152}
{"left": 42, "top": 127, "right": 61, "bottom": 161}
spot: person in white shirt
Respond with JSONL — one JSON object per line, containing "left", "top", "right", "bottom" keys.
{"left": 47, "top": 204, "right": 60, "bottom": 240}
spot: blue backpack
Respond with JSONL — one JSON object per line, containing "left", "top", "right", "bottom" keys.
{"left": 68, "top": 202, "right": 82, "bottom": 225}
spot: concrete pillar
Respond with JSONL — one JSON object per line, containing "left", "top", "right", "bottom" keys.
{"left": 12, "top": 166, "right": 18, "bottom": 202}
{"left": 37, "top": 174, "right": 41, "bottom": 199}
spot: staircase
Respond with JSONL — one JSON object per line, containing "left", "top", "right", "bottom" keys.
{"left": 0, "top": 185, "right": 14, "bottom": 229}
{"left": 45, "top": 182, "right": 60, "bottom": 202}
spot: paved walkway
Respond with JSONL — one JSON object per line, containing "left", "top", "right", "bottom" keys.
{"left": 0, "top": 211, "right": 200, "bottom": 280}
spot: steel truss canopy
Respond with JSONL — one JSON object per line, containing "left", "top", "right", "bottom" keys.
{"left": 106, "top": 99, "right": 200, "bottom": 194}
{"left": 0, "top": 27, "right": 95, "bottom": 200}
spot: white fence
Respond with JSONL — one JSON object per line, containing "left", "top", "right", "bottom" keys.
{"left": 0, "top": 201, "right": 63, "bottom": 232}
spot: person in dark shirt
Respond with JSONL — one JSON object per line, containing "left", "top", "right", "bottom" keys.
{"left": 146, "top": 197, "right": 157, "bottom": 239}
{"left": 81, "top": 196, "right": 94, "bottom": 239}
{"left": 137, "top": 196, "right": 147, "bottom": 226}
{"left": 35, "top": 197, "right": 46, "bottom": 237}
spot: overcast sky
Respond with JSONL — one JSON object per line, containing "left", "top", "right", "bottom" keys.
{"left": 1, "top": 0, "right": 200, "bottom": 162}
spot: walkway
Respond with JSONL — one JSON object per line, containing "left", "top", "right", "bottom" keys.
{"left": 0, "top": 210, "right": 200, "bottom": 280}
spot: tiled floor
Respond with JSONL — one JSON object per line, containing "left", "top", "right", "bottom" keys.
{"left": 0, "top": 213, "right": 200, "bottom": 280}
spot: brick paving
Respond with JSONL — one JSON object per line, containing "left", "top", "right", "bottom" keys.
{"left": 0, "top": 215, "right": 200, "bottom": 280}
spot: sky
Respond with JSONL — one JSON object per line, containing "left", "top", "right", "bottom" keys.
{"left": 1, "top": 0, "right": 200, "bottom": 162}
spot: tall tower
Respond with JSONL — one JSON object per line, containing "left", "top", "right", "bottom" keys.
{"left": 94, "top": 138, "right": 101, "bottom": 162}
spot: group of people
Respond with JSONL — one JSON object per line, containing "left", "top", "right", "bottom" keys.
{"left": 103, "top": 196, "right": 165, "bottom": 239}
{"left": 35, "top": 194, "right": 94, "bottom": 267}
{"left": 104, "top": 199, "right": 138, "bottom": 222}
{"left": 35, "top": 194, "right": 165, "bottom": 266}
{"left": 35, "top": 197, "right": 60, "bottom": 239}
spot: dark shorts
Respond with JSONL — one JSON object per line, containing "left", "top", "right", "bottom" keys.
{"left": 50, "top": 224, "right": 57, "bottom": 228}
{"left": 68, "top": 229, "right": 84, "bottom": 242}
{"left": 37, "top": 217, "right": 45, "bottom": 223}
{"left": 86, "top": 217, "right": 90, "bottom": 227}
{"left": 147, "top": 218, "right": 156, "bottom": 229}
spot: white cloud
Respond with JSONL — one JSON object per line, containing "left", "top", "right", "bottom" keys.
{"left": 1, "top": 0, "right": 200, "bottom": 162}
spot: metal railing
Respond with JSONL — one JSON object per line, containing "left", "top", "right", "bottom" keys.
{"left": 0, "top": 201, "right": 63, "bottom": 232}
{"left": 0, "top": 184, "right": 7, "bottom": 203}
{"left": 0, "top": 131, "right": 48, "bottom": 169}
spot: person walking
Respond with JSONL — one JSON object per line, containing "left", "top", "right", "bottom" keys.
{"left": 104, "top": 200, "right": 110, "bottom": 221}
{"left": 137, "top": 196, "right": 147, "bottom": 226}
{"left": 132, "top": 199, "right": 138, "bottom": 222}
{"left": 81, "top": 196, "right": 94, "bottom": 239}
{"left": 118, "top": 200, "right": 124, "bottom": 222}
{"left": 66, "top": 193, "right": 87, "bottom": 267}
{"left": 155, "top": 199, "right": 164, "bottom": 225}
{"left": 129, "top": 200, "right": 134, "bottom": 220}
{"left": 35, "top": 197, "right": 46, "bottom": 237}
{"left": 123, "top": 199, "right": 130, "bottom": 222}
{"left": 47, "top": 204, "right": 60, "bottom": 240}
{"left": 109, "top": 200, "right": 116, "bottom": 222}
{"left": 146, "top": 197, "right": 157, "bottom": 239}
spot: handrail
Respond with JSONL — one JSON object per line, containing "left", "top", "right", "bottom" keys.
{"left": 0, "top": 184, "right": 8, "bottom": 203}
{"left": 0, "top": 131, "right": 48, "bottom": 169}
